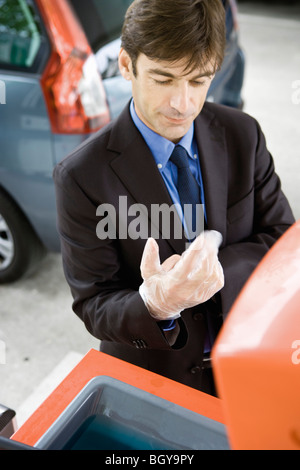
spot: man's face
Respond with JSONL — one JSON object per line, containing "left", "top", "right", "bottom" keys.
{"left": 119, "top": 50, "right": 215, "bottom": 143}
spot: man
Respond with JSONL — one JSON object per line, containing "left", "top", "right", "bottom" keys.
{"left": 53, "top": 0, "right": 295, "bottom": 395}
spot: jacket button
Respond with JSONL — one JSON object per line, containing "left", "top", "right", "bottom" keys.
{"left": 193, "top": 313, "right": 203, "bottom": 321}
{"left": 190, "top": 366, "right": 202, "bottom": 374}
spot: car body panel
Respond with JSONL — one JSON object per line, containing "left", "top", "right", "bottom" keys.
{"left": 0, "top": 69, "right": 88, "bottom": 251}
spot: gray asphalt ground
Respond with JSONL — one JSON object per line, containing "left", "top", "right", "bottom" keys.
{"left": 0, "top": 1, "right": 299, "bottom": 429}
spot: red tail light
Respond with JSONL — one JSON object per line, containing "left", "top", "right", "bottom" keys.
{"left": 37, "top": 0, "right": 110, "bottom": 134}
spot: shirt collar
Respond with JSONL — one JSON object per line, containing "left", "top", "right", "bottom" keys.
{"left": 130, "top": 99, "right": 195, "bottom": 170}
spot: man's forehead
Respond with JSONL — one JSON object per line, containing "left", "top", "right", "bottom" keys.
{"left": 138, "top": 54, "right": 216, "bottom": 77}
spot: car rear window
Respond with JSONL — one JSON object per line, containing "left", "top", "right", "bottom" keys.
{"left": 70, "top": 0, "right": 133, "bottom": 52}
{"left": 0, "top": 0, "right": 47, "bottom": 70}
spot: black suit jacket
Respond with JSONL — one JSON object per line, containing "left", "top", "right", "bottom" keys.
{"left": 53, "top": 102, "right": 295, "bottom": 392}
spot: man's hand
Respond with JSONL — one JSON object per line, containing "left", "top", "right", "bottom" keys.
{"left": 139, "top": 231, "right": 224, "bottom": 321}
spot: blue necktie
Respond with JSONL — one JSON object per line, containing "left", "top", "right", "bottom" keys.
{"left": 169, "top": 145, "right": 201, "bottom": 239}
{"left": 170, "top": 145, "right": 211, "bottom": 352}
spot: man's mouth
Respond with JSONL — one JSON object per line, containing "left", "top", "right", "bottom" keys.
{"left": 163, "top": 115, "right": 191, "bottom": 124}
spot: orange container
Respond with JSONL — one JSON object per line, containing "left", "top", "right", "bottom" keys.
{"left": 12, "top": 349, "right": 226, "bottom": 449}
{"left": 212, "top": 220, "right": 300, "bottom": 450}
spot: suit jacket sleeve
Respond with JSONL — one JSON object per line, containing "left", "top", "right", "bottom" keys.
{"left": 218, "top": 116, "right": 295, "bottom": 317}
{"left": 53, "top": 161, "right": 184, "bottom": 351}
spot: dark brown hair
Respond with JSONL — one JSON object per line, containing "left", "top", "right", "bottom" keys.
{"left": 121, "top": 0, "right": 226, "bottom": 76}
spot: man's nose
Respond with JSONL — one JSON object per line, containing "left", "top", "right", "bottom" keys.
{"left": 169, "top": 83, "right": 190, "bottom": 115}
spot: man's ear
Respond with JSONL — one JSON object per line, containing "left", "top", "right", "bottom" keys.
{"left": 119, "top": 48, "right": 133, "bottom": 81}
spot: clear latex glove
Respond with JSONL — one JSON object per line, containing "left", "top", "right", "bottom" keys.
{"left": 139, "top": 231, "right": 224, "bottom": 321}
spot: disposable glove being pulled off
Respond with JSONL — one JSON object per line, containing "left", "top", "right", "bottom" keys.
{"left": 139, "top": 231, "right": 224, "bottom": 321}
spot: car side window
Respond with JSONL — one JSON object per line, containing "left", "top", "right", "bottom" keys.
{"left": 0, "top": 0, "right": 43, "bottom": 68}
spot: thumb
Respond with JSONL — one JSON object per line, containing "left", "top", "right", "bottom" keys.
{"left": 140, "top": 238, "right": 161, "bottom": 279}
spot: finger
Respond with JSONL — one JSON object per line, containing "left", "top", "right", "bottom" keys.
{"left": 192, "top": 260, "right": 224, "bottom": 296}
{"left": 188, "top": 250, "right": 219, "bottom": 281}
{"left": 140, "top": 238, "right": 161, "bottom": 279}
{"left": 173, "top": 233, "right": 206, "bottom": 279}
{"left": 161, "top": 254, "right": 181, "bottom": 272}
{"left": 183, "top": 232, "right": 205, "bottom": 256}
{"left": 203, "top": 230, "right": 223, "bottom": 251}
{"left": 186, "top": 231, "right": 222, "bottom": 280}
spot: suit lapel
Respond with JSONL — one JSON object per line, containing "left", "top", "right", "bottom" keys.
{"left": 194, "top": 106, "right": 228, "bottom": 246}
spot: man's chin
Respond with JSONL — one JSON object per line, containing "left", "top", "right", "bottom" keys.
{"left": 158, "top": 115, "right": 195, "bottom": 142}
{"left": 160, "top": 125, "right": 191, "bottom": 143}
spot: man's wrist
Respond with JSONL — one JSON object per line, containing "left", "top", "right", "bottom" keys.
{"left": 138, "top": 283, "right": 181, "bottom": 321}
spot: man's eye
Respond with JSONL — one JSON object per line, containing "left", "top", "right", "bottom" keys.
{"left": 191, "top": 81, "right": 205, "bottom": 87}
{"left": 154, "top": 79, "right": 172, "bottom": 85}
